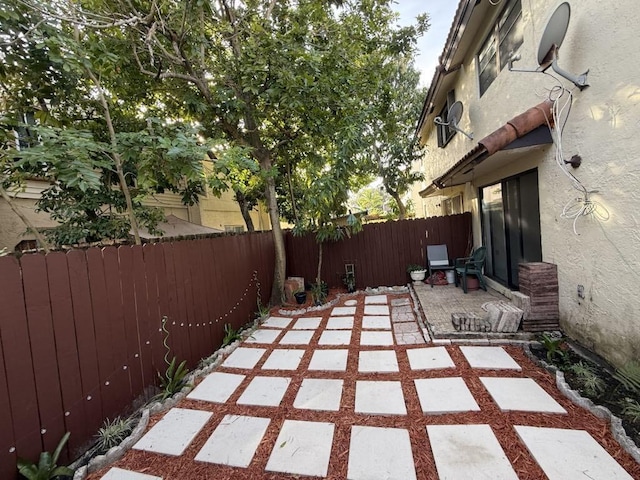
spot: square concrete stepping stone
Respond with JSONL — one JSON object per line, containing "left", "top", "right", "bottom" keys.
{"left": 222, "top": 347, "right": 266, "bottom": 369}
{"left": 265, "top": 420, "right": 334, "bottom": 477}
{"left": 245, "top": 329, "right": 280, "bottom": 344}
{"left": 364, "top": 304, "right": 390, "bottom": 315}
{"left": 390, "top": 298, "right": 410, "bottom": 306}
{"left": 262, "top": 349, "right": 305, "bottom": 370}
{"left": 319, "top": 330, "right": 352, "bottom": 345}
{"left": 237, "top": 376, "right": 290, "bottom": 407}
{"left": 362, "top": 315, "right": 391, "bottom": 329}
{"left": 365, "top": 295, "right": 388, "bottom": 304}
{"left": 294, "top": 378, "right": 343, "bottom": 411}
{"left": 480, "top": 377, "right": 566, "bottom": 413}
{"left": 358, "top": 350, "right": 399, "bottom": 373}
{"left": 195, "top": 414, "right": 270, "bottom": 467}
{"left": 360, "top": 331, "right": 394, "bottom": 346}
{"left": 347, "top": 426, "right": 416, "bottom": 480}
{"left": 460, "top": 346, "right": 521, "bottom": 370}
{"left": 515, "top": 426, "right": 634, "bottom": 480}
{"left": 414, "top": 378, "right": 480, "bottom": 414}
{"left": 407, "top": 347, "right": 455, "bottom": 370}
{"left": 326, "top": 316, "right": 354, "bottom": 329}
{"left": 292, "top": 317, "right": 322, "bottom": 330}
{"left": 427, "top": 424, "right": 518, "bottom": 479}
{"left": 308, "top": 349, "right": 349, "bottom": 371}
{"left": 279, "top": 330, "right": 314, "bottom": 345}
{"left": 133, "top": 408, "right": 212, "bottom": 456}
{"left": 332, "top": 306, "right": 357, "bottom": 316}
{"left": 187, "top": 372, "right": 245, "bottom": 403}
{"left": 355, "top": 381, "right": 406, "bottom": 415}
{"left": 101, "top": 468, "right": 162, "bottom": 480}
{"left": 262, "top": 316, "right": 292, "bottom": 328}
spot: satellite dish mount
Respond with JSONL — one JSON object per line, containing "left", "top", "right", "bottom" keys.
{"left": 508, "top": 2, "right": 588, "bottom": 90}
{"left": 434, "top": 101, "right": 474, "bottom": 140}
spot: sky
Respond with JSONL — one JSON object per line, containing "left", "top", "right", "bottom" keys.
{"left": 392, "top": 0, "right": 459, "bottom": 86}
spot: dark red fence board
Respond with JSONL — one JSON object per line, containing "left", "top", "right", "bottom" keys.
{"left": 131, "top": 245, "right": 154, "bottom": 387}
{"left": 46, "top": 252, "right": 86, "bottom": 455}
{"left": 66, "top": 250, "right": 103, "bottom": 442}
{"left": 0, "top": 321, "right": 17, "bottom": 480}
{"left": 21, "top": 254, "right": 66, "bottom": 453}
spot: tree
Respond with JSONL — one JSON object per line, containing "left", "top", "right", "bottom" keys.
{"left": 350, "top": 186, "right": 390, "bottom": 219}
{"left": 368, "top": 61, "right": 427, "bottom": 219}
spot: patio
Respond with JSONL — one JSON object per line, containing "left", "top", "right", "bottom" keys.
{"left": 85, "top": 289, "right": 639, "bottom": 480}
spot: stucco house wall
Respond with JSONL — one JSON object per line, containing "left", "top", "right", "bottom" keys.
{"left": 413, "top": 0, "right": 639, "bottom": 367}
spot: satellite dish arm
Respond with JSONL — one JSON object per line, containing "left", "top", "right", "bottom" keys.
{"left": 551, "top": 59, "right": 589, "bottom": 90}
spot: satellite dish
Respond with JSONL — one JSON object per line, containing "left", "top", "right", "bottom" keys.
{"left": 434, "top": 101, "right": 474, "bottom": 140}
{"left": 508, "top": 2, "right": 588, "bottom": 90}
{"left": 537, "top": 2, "right": 570, "bottom": 66}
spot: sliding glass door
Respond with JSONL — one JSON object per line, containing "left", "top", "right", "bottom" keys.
{"left": 480, "top": 169, "right": 542, "bottom": 288}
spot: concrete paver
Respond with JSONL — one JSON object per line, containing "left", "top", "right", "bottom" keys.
{"left": 358, "top": 350, "right": 399, "bottom": 373}
{"left": 347, "top": 426, "right": 416, "bottom": 480}
{"left": 515, "top": 426, "right": 634, "bottom": 480}
{"left": 101, "top": 468, "right": 162, "bottom": 480}
{"left": 237, "top": 376, "right": 290, "bottom": 407}
{"left": 291, "top": 317, "right": 322, "bottom": 330}
{"left": 293, "top": 378, "right": 343, "bottom": 411}
{"left": 265, "top": 420, "right": 335, "bottom": 477}
{"left": 414, "top": 378, "right": 480, "bottom": 414}
{"left": 222, "top": 347, "right": 266, "bottom": 369}
{"left": 319, "top": 330, "right": 352, "bottom": 345}
{"left": 261, "top": 349, "right": 305, "bottom": 370}
{"left": 407, "top": 347, "right": 455, "bottom": 370}
{"left": 326, "top": 316, "right": 354, "bottom": 329}
{"left": 308, "top": 349, "right": 349, "bottom": 371}
{"left": 427, "top": 424, "right": 518, "bottom": 479}
{"left": 332, "top": 306, "right": 356, "bottom": 316}
{"left": 244, "top": 329, "right": 281, "bottom": 344}
{"left": 460, "top": 346, "right": 522, "bottom": 370}
{"left": 355, "top": 380, "right": 406, "bottom": 415}
{"left": 360, "top": 331, "right": 394, "bottom": 346}
{"left": 133, "top": 408, "right": 212, "bottom": 456}
{"left": 187, "top": 372, "right": 245, "bottom": 403}
{"left": 261, "top": 316, "right": 292, "bottom": 328}
{"left": 364, "top": 304, "right": 390, "bottom": 315}
{"left": 365, "top": 295, "right": 388, "bottom": 304}
{"left": 362, "top": 315, "right": 391, "bottom": 329}
{"left": 480, "top": 377, "right": 567, "bottom": 413}
{"left": 279, "top": 330, "right": 314, "bottom": 345}
{"left": 195, "top": 414, "right": 270, "bottom": 467}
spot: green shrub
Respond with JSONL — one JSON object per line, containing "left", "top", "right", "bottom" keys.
{"left": 17, "top": 432, "right": 74, "bottom": 480}
{"left": 157, "top": 356, "right": 189, "bottom": 400}
{"left": 94, "top": 417, "right": 133, "bottom": 455}
{"left": 613, "top": 361, "right": 640, "bottom": 393}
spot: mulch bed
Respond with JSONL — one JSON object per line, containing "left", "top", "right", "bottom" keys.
{"left": 87, "top": 291, "right": 640, "bottom": 479}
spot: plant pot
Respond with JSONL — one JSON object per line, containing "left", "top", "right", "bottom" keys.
{"left": 409, "top": 270, "right": 426, "bottom": 282}
{"left": 294, "top": 292, "right": 307, "bottom": 304}
{"left": 465, "top": 276, "right": 480, "bottom": 291}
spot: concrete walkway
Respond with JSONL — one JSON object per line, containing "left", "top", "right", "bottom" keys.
{"left": 97, "top": 291, "right": 637, "bottom": 480}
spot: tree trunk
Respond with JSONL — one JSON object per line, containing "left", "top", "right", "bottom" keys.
{"left": 264, "top": 174, "right": 286, "bottom": 305}
{"left": 389, "top": 190, "right": 407, "bottom": 220}
{"left": 0, "top": 184, "right": 52, "bottom": 253}
{"left": 316, "top": 241, "right": 323, "bottom": 284}
{"left": 235, "top": 190, "right": 255, "bottom": 232}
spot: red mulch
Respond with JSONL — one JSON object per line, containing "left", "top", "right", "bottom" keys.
{"left": 86, "top": 291, "right": 640, "bottom": 479}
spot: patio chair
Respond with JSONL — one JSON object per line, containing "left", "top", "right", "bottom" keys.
{"left": 426, "top": 244, "right": 454, "bottom": 288}
{"left": 454, "top": 246, "right": 487, "bottom": 293}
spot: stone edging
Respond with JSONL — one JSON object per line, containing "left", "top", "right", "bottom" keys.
{"left": 523, "top": 345, "right": 640, "bottom": 464}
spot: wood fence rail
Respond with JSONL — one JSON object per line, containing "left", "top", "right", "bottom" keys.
{"left": 0, "top": 232, "right": 274, "bottom": 478}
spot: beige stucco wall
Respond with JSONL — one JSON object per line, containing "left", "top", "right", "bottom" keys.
{"left": 414, "top": 0, "right": 640, "bottom": 366}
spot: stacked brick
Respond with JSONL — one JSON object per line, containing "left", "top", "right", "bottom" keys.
{"left": 518, "top": 262, "right": 560, "bottom": 332}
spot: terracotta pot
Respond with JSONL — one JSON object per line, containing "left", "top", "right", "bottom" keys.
{"left": 466, "top": 276, "right": 480, "bottom": 291}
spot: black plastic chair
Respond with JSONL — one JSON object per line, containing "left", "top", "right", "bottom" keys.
{"left": 454, "top": 246, "right": 487, "bottom": 293}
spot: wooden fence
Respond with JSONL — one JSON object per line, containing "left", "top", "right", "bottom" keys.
{"left": 0, "top": 232, "right": 274, "bottom": 479}
{"left": 286, "top": 214, "right": 472, "bottom": 288}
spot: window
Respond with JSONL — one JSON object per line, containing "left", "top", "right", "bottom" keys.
{"left": 442, "top": 194, "right": 463, "bottom": 216}
{"left": 477, "top": 0, "right": 524, "bottom": 96}
{"left": 224, "top": 225, "right": 244, "bottom": 233}
{"left": 436, "top": 90, "right": 456, "bottom": 148}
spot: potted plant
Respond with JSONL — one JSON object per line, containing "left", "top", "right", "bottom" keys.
{"left": 407, "top": 264, "right": 427, "bottom": 283}
{"left": 293, "top": 289, "right": 307, "bottom": 305}
{"left": 310, "top": 281, "right": 328, "bottom": 305}
{"left": 343, "top": 271, "right": 356, "bottom": 293}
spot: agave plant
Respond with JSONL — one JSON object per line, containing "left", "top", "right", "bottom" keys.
{"left": 569, "top": 361, "right": 605, "bottom": 397}
{"left": 17, "top": 432, "right": 74, "bottom": 480}
{"left": 613, "top": 361, "right": 640, "bottom": 393}
{"left": 222, "top": 323, "right": 242, "bottom": 347}
{"left": 94, "top": 417, "right": 134, "bottom": 455}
